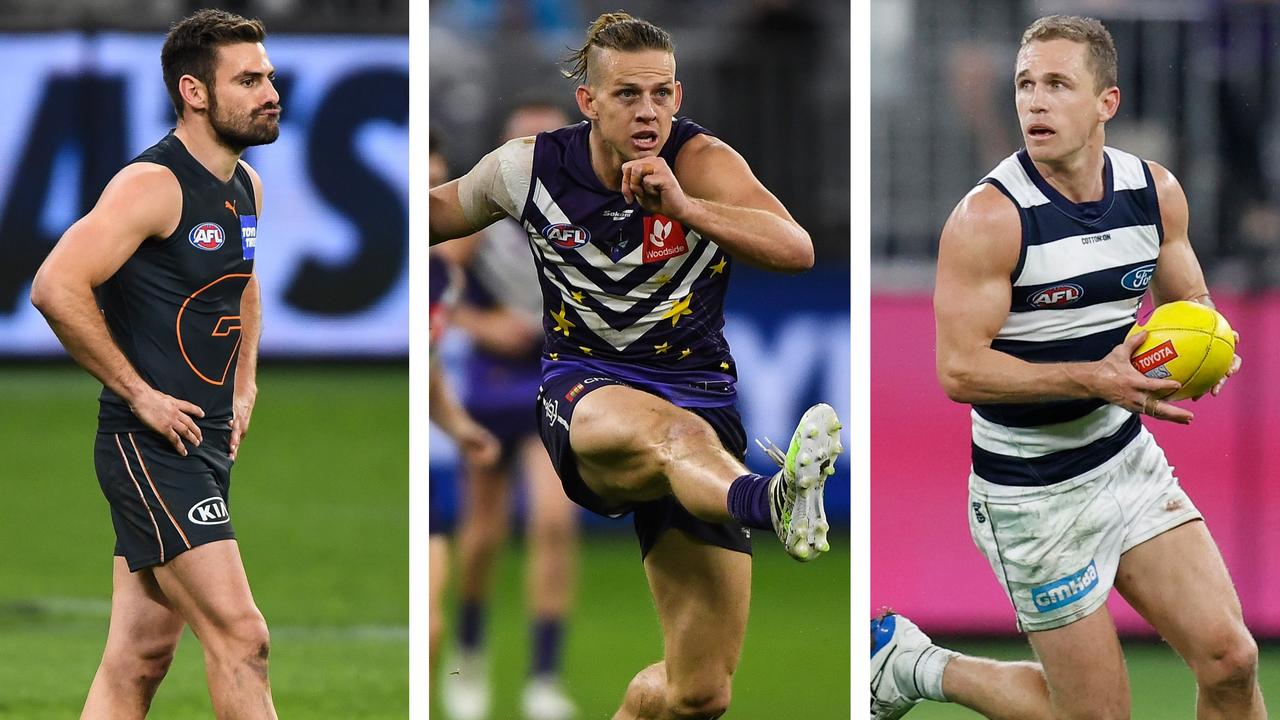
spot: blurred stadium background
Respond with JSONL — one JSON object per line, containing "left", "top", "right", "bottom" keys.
{"left": 429, "top": 1, "right": 851, "bottom": 717}
{"left": 0, "top": 0, "right": 408, "bottom": 716}
{"left": 872, "top": 0, "right": 1280, "bottom": 716}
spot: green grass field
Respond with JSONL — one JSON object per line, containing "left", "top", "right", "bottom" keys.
{"left": 0, "top": 365, "right": 408, "bottom": 718}
{"left": 432, "top": 535, "right": 852, "bottom": 718}
{"left": 903, "top": 637, "right": 1280, "bottom": 718}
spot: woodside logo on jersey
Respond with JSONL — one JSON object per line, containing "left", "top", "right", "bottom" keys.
{"left": 189, "top": 222, "right": 225, "bottom": 251}
{"left": 643, "top": 214, "right": 688, "bottom": 263}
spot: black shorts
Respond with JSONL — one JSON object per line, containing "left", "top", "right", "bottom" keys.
{"left": 536, "top": 371, "right": 753, "bottom": 558}
{"left": 94, "top": 427, "right": 236, "bottom": 571}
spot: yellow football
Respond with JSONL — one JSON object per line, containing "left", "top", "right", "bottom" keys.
{"left": 1127, "top": 300, "right": 1236, "bottom": 401}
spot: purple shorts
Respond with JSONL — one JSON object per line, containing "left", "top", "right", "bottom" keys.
{"left": 536, "top": 369, "right": 752, "bottom": 557}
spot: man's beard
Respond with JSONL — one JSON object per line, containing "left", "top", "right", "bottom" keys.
{"left": 208, "top": 91, "right": 280, "bottom": 152}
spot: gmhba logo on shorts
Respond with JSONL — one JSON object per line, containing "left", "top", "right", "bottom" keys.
{"left": 188, "top": 496, "right": 231, "bottom": 525}
{"left": 1030, "top": 560, "right": 1099, "bottom": 612}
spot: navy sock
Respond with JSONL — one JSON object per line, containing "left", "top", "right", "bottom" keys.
{"left": 726, "top": 473, "right": 774, "bottom": 530}
{"left": 458, "top": 600, "right": 485, "bottom": 650}
{"left": 531, "top": 617, "right": 563, "bottom": 677}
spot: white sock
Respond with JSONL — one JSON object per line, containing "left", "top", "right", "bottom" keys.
{"left": 893, "top": 644, "right": 957, "bottom": 702}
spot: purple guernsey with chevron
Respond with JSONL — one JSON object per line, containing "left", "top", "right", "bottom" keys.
{"left": 522, "top": 118, "right": 738, "bottom": 407}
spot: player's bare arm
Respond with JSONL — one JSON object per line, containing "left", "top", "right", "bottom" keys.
{"left": 30, "top": 163, "right": 208, "bottom": 454}
{"left": 229, "top": 160, "right": 264, "bottom": 460}
{"left": 935, "top": 183, "right": 1191, "bottom": 422}
{"left": 1147, "top": 161, "right": 1241, "bottom": 396}
{"left": 623, "top": 134, "right": 814, "bottom": 272}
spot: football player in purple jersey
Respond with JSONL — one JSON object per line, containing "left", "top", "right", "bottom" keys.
{"left": 431, "top": 12, "right": 843, "bottom": 720}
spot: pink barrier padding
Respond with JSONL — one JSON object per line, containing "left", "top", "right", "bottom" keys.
{"left": 871, "top": 293, "right": 1280, "bottom": 636}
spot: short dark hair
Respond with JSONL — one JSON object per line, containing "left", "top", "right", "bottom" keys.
{"left": 1021, "top": 15, "right": 1117, "bottom": 92}
{"left": 161, "top": 9, "right": 267, "bottom": 118}
{"left": 562, "top": 12, "right": 674, "bottom": 85}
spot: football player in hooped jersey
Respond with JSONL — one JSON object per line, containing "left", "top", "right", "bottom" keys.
{"left": 431, "top": 11, "right": 844, "bottom": 720}
{"left": 872, "top": 15, "right": 1258, "bottom": 720}
{"left": 30, "top": 10, "right": 279, "bottom": 719}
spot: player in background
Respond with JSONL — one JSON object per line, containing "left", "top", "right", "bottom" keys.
{"left": 30, "top": 10, "right": 281, "bottom": 718}
{"left": 433, "top": 101, "right": 582, "bottom": 720}
{"left": 872, "top": 15, "right": 1256, "bottom": 720}
{"left": 429, "top": 140, "right": 502, "bottom": 673}
{"left": 431, "top": 12, "right": 843, "bottom": 719}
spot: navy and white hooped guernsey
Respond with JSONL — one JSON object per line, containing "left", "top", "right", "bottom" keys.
{"left": 972, "top": 147, "right": 1163, "bottom": 486}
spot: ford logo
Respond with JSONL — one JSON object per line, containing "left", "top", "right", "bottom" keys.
{"left": 1121, "top": 263, "right": 1156, "bottom": 291}
{"left": 1028, "top": 283, "right": 1083, "bottom": 308}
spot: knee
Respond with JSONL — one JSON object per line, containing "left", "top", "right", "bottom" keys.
{"left": 124, "top": 639, "right": 179, "bottom": 683}
{"left": 102, "top": 635, "right": 178, "bottom": 695}
{"left": 209, "top": 609, "right": 271, "bottom": 666}
{"left": 667, "top": 678, "right": 732, "bottom": 720}
{"left": 1192, "top": 628, "right": 1258, "bottom": 697}
{"left": 653, "top": 413, "right": 718, "bottom": 467}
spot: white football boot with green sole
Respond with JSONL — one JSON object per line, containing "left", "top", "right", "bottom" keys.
{"left": 758, "top": 402, "right": 842, "bottom": 561}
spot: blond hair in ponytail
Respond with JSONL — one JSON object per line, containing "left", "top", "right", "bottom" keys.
{"left": 562, "top": 12, "right": 674, "bottom": 85}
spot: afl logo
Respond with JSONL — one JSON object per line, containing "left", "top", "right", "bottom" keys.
{"left": 543, "top": 223, "right": 590, "bottom": 249}
{"left": 1122, "top": 263, "right": 1157, "bottom": 291}
{"left": 189, "top": 222, "right": 225, "bottom": 251}
{"left": 1029, "top": 283, "right": 1083, "bottom": 308}
{"left": 187, "top": 496, "right": 230, "bottom": 525}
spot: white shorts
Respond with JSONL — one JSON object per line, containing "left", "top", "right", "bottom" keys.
{"left": 968, "top": 426, "right": 1202, "bottom": 632}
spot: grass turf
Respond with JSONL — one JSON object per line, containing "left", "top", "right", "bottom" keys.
{"left": 899, "top": 637, "right": 1280, "bottom": 718}
{"left": 432, "top": 534, "right": 852, "bottom": 718}
{"left": 0, "top": 365, "right": 408, "bottom": 718}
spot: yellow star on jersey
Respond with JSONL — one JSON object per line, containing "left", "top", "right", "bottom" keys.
{"left": 710, "top": 257, "right": 728, "bottom": 275}
{"left": 550, "top": 302, "right": 575, "bottom": 336}
{"left": 570, "top": 290, "right": 585, "bottom": 303}
{"left": 661, "top": 293, "right": 694, "bottom": 327}
{"left": 654, "top": 342, "right": 671, "bottom": 354}
{"left": 679, "top": 348, "right": 692, "bottom": 360}
{"left": 549, "top": 353, "right": 559, "bottom": 361}
{"left": 653, "top": 273, "right": 672, "bottom": 286}
{"left": 720, "top": 361, "right": 730, "bottom": 370}
{"left": 578, "top": 346, "right": 593, "bottom": 355}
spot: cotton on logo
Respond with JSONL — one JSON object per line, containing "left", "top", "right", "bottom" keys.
{"left": 643, "top": 214, "right": 687, "bottom": 263}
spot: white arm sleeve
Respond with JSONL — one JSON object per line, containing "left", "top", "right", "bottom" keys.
{"left": 456, "top": 137, "right": 536, "bottom": 230}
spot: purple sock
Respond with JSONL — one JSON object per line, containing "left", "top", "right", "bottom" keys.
{"left": 727, "top": 473, "right": 774, "bottom": 530}
{"left": 459, "top": 600, "right": 485, "bottom": 650}
{"left": 531, "top": 617, "right": 564, "bottom": 677}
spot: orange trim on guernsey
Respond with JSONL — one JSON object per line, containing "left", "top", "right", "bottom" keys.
{"left": 128, "top": 433, "right": 192, "bottom": 550}
{"left": 175, "top": 273, "right": 252, "bottom": 385}
{"left": 115, "top": 433, "right": 165, "bottom": 563}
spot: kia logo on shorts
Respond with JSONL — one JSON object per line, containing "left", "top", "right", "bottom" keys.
{"left": 188, "top": 496, "right": 230, "bottom": 525}
{"left": 542, "top": 223, "right": 590, "bottom": 249}
{"left": 1028, "top": 283, "right": 1083, "bottom": 308}
{"left": 189, "top": 222, "right": 225, "bottom": 251}
{"left": 1121, "top": 263, "right": 1156, "bottom": 291}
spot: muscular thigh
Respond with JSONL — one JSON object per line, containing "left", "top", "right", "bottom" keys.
{"left": 103, "top": 557, "right": 185, "bottom": 654}
{"left": 570, "top": 385, "right": 719, "bottom": 505}
{"left": 1114, "top": 520, "right": 1247, "bottom": 663}
{"left": 644, "top": 529, "right": 751, "bottom": 689}
{"left": 1028, "top": 605, "right": 1130, "bottom": 717}
{"left": 151, "top": 539, "right": 262, "bottom": 636}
